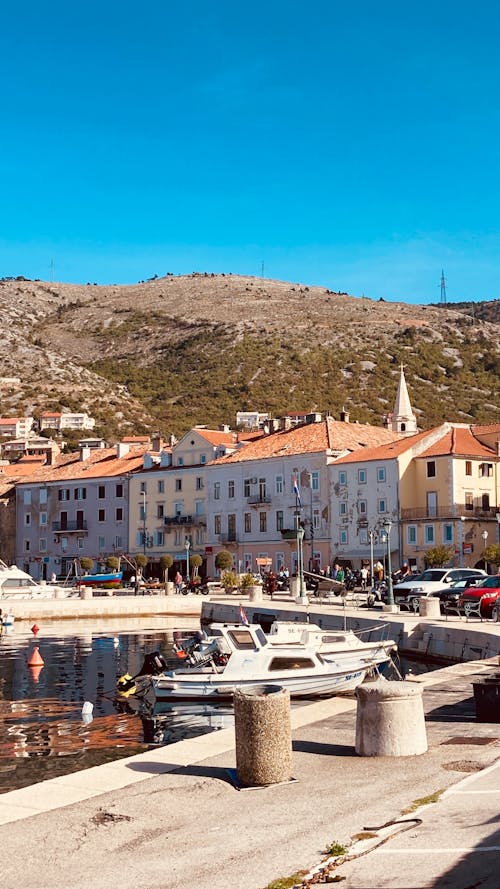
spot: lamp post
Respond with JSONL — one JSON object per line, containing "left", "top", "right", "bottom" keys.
{"left": 368, "top": 530, "right": 375, "bottom": 589}
{"left": 185, "top": 537, "right": 191, "bottom": 583}
{"left": 141, "top": 491, "right": 147, "bottom": 558}
{"left": 481, "top": 530, "right": 488, "bottom": 574}
{"left": 309, "top": 474, "right": 314, "bottom": 571}
{"left": 382, "top": 518, "right": 394, "bottom": 607}
{"left": 497, "top": 513, "right": 500, "bottom": 545}
{"left": 296, "top": 525, "right": 307, "bottom": 606}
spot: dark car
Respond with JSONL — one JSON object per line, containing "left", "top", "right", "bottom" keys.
{"left": 459, "top": 575, "right": 500, "bottom": 619}
{"left": 431, "top": 577, "right": 483, "bottom": 613}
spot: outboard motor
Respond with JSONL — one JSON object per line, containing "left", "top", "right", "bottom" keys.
{"left": 137, "top": 651, "right": 168, "bottom": 677}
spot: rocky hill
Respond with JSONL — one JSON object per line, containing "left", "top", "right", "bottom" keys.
{"left": 0, "top": 273, "right": 498, "bottom": 439}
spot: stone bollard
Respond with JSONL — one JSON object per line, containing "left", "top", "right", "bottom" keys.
{"left": 248, "top": 585, "right": 263, "bottom": 602}
{"left": 234, "top": 685, "right": 293, "bottom": 787}
{"left": 165, "top": 581, "right": 175, "bottom": 596}
{"left": 418, "top": 597, "right": 441, "bottom": 619}
{"left": 355, "top": 680, "right": 427, "bottom": 757}
{"left": 79, "top": 586, "right": 93, "bottom": 600}
{"left": 289, "top": 577, "right": 300, "bottom": 597}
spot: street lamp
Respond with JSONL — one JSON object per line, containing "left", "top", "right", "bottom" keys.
{"left": 185, "top": 537, "right": 191, "bottom": 583}
{"left": 296, "top": 525, "right": 307, "bottom": 606}
{"left": 368, "top": 530, "right": 375, "bottom": 589}
{"left": 382, "top": 518, "right": 394, "bottom": 607}
{"left": 481, "top": 530, "right": 488, "bottom": 574}
{"left": 141, "top": 491, "right": 147, "bottom": 558}
{"left": 497, "top": 513, "right": 500, "bottom": 544}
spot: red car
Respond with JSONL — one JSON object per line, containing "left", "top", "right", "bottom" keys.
{"left": 459, "top": 575, "right": 500, "bottom": 618}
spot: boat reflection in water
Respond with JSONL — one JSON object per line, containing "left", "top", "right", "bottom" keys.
{"left": 124, "top": 698, "right": 235, "bottom": 746}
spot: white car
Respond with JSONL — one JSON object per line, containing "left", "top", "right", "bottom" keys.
{"left": 394, "top": 567, "right": 487, "bottom": 607}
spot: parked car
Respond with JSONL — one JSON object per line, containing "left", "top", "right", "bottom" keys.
{"left": 394, "top": 568, "right": 487, "bottom": 609}
{"left": 430, "top": 577, "right": 483, "bottom": 613}
{"left": 458, "top": 575, "right": 500, "bottom": 619}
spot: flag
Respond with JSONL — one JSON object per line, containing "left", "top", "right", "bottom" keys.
{"left": 292, "top": 472, "right": 301, "bottom": 507}
{"left": 239, "top": 604, "right": 249, "bottom": 626}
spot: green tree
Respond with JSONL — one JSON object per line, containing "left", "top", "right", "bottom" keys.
{"left": 424, "top": 546, "right": 453, "bottom": 568}
{"left": 215, "top": 550, "right": 233, "bottom": 572}
{"left": 79, "top": 557, "right": 94, "bottom": 573}
{"left": 159, "top": 554, "right": 173, "bottom": 581}
{"left": 136, "top": 554, "right": 148, "bottom": 572}
{"left": 483, "top": 543, "right": 500, "bottom": 570}
{"left": 190, "top": 554, "right": 203, "bottom": 577}
{"left": 105, "top": 556, "right": 120, "bottom": 571}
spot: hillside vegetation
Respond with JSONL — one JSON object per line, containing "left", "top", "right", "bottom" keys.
{"left": 0, "top": 273, "right": 498, "bottom": 439}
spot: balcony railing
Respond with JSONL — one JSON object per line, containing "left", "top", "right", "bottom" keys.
{"left": 219, "top": 532, "right": 238, "bottom": 544}
{"left": 52, "top": 520, "right": 88, "bottom": 532}
{"left": 400, "top": 506, "right": 498, "bottom": 521}
{"left": 164, "top": 514, "right": 205, "bottom": 526}
{"left": 247, "top": 494, "right": 271, "bottom": 505}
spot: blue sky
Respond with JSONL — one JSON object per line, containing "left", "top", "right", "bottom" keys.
{"left": 1, "top": 1, "right": 499, "bottom": 303}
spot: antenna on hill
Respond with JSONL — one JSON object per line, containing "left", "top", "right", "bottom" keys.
{"left": 261, "top": 261, "right": 265, "bottom": 278}
{"left": 440, "top": 269, "right": 447, "bottom": 304}
{"left": 50, "top": 259, "right": 54, "bottom": 283}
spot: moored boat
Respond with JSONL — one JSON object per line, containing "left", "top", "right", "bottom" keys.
{"left": 121, "top": 619, "right": 397, "bottom": 702}
{"left": 0, "top": 559, "right": 77, "bottom": 600}
{"left": 76, "top": 571, "right": 123, "bottom": 587}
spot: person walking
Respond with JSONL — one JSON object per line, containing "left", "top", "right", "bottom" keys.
{"left": 174, "top": 571, "right": 183, "bottom": 594}
{"left": 360, "top": 565, "right": 368, "bottom": 590}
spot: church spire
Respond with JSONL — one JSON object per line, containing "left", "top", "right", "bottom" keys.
{"left": 388, "top": 365, "right": 418, "bottom": 435}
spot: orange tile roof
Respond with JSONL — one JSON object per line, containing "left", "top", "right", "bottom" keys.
{"left": 418, "top": 426, "right": 497, "bottom": 459}
{"left": 335, "top": 429, "right": 434, "bottom": 464}
{"left": 0, "top": 457, "right": 47, "bottom": 478}
{"left": 15, "top": 445, "right": 148, "bottom": 484}
{"left": 0, "top": 417, "right": 22, "bottom": 424}
{"left": 212, "top": 418, "right": 399, "bottom": 464}
{"left": 40, "top": 412, "right": 62, "bottom": 417}
{"left": 471, "top": 423, "right": 500, "bottom": 434}
{"left": 194, "top": 429, "right": 238, "bottom": 447}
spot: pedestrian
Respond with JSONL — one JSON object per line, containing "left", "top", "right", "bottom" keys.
{"left": 375, "top": 560, "right": 384, "bottom": 582}
{"left": 336, "top": 565, "right": 345, "bottom": 584}
{"left": 360, "top": 566, "right": 368, "bottom": 590}
{"left": 175, "top": 571, "right": 183, "bottom": 594}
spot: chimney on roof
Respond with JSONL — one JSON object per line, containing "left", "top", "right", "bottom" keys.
{"left": 169, "top": 434, "right": 177, "bottom": 447}
{"left": 80, "top": 446, "right": 91, "bottom": 461}
{"left": 280, "top": 417, "right": 292, "bottom": 431}
{"left": 151, "top": 433, "right": 163, "bottom": 453}
{"left": 340, "top": 407, "right": 350, "bottom": 423}
{"left": 116, "top": 442, "right": 130, "bottom": 458}
{"left": 219, "top": 424, "right": 230, "bottom": 433}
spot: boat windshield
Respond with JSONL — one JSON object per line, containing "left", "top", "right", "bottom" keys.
{"left": 2, "top": 577, "right": 38, "bottom": 589}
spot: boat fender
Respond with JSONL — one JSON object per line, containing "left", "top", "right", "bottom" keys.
{"left": 117, "top": 673, "right": 137, "bottom": 694}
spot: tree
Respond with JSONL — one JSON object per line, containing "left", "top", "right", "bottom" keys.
{"left": 483, "top": 543, "right": 500, "bottom": 571}
{"left": 215, "top": 550, "right": 233, "bottom": 573}
{"left": 190, "top": 554, "right": 203, "bottom": 577}
{"left": 424, "top": 546, "right": 453, "bottom": 568}
{"left": 79, "top": 557, "right": 94, "bottom": 573}
{"left": 105, "top": 556, "right": 120, "bottom": 572}
{"left": 136, "top": 554, "right": 148, "bottom": 573}
{"left": 159, "top": 554, "right": 173, "bottom": 582}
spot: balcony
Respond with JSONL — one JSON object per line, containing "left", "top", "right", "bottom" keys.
{"left": 280, "top": 529, "right": 298, "bottom": 540}
{"left": 401, "top": 506, "right": 498, "bottom": 521}
{"left": 219, "top": 532, "right": 238, "bottom": 544}
{"left": 247, "top": 494, "right": 271, "bottom": 505}
{"left": 163, "top": 514, "right": 205, "bottom": 526}
{"left": 52, "top": 520, "right": 88, "bottom": 533}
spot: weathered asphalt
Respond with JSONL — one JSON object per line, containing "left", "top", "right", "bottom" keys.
{"left": 0, "top": 653, "right": 499, "bottom": 889}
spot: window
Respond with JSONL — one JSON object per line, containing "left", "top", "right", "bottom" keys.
{"left": 98, "top": 508, "right": 106, "bottom": 522}
{"left": 74, "top": 487, "right": 86, "bottom": 500}
{"left": 426, "top": 461, "right": 436, "bottom": 478}
{"left": 214, "top": 515, "right": 221, "bottom": 535}
{"left": 77, "top": 537, "right": 84, "bottom": 550}
{"left": 465, "top": 461, "right": 472, "bottom": 476}
{"left": 310, "top": 471, "right": 319, "bottom": 491}
{"left": 424, "top": 525, "right": 435, "bottom": 544}
{"left": 140, "top": 481, "right": 147, "bottom": 493}
{"left": 244, "top": 512, "right": 252, "bottom": 533}
{"left": 135, "top": 531, "right": 143, "bottom": 546}
{"left": 480, "top": 462, "right": 493, "bottom": 477}
{"left": 23, "top": 490, "right": 32, "bottom": 505}
{"left": 339, "top": 501, "right": 347, "bottom": 516}
{"left": 244, "top": 553, "right": 253, "bottom": 571}
{"left": 259, "top": 512, "right": 267, "bottom": 532}
{"left": 358, "top": 468, "right": 367, "bottom": 484}
{"left": 228, "top": 514, "right": 236, "bottom": 539}
{"left": 157, "top": 504, "right": 164, "bottom": 519}
{"left": 407, "top": 525, "right": 417, "bottom": 545}
{"left": 200, "top": 454, "right": 206, "bottom": 464}
{"left": 175, "top": 478, "right": 182, "bottom": 492}
{"left": 377, "top": 467, "right": 386, "bottom": 483}
{"left": 98, "top": 536, "right": 105, "bottom": 551}
{"left": 39, "top": 538, "right": 47, "bottom": 552}
{"left": 338, "top": 471, "right": 347, "bottom": 485}
{"left": 39, "top": 489, "right": 48, "bottom": 505}
{"left": 39, "top": 512, "right": 47, "bottom": 526}
{"left": 174, "top": 501, "right": 183, "bottom": 516}
{"left": 140, "top": 503, "right": 146, "bottom": 521}
{"left": 377, "top": 499, "right": 386, "bottom": 514}
{"left": 195, "top": 499, "right": 204, "bottom": 515}
{"left": 24, "top": 539, "right": 30, "bottom": 552}
{"left": 465, "top": 492, "right": 474, "bottom": 511}
{"left": 228, "top": 480, "right": 235, "bottom": 498}
{"left": 443, "top": 524, "right": 453, "bottom": 543}
{"left": 244, "top": 479, "right": 251, "bottom": 497}
{"left": 98, "top": 485, "right": 106, "bottom": 499}
{"left": 196, "top": 528, "right": 203, "bottom": 545}
{"left": 24, "top": 513, "right": 31, "bottom": 526}
{"left": 359, "top": 529, "right": 368, "bottom": 544}
{"left": 276, "top": 510, "right": 283, "bottom": 531}
{"left": 359, "top": 500, "right": 367, "bottom": 515}
{"left": 157, "top": 480, "right": 164, "bottom": 494}
{"left": 340, "top": 529, "right": 348, "bottom": 545}
{"left": 312, "top": 508, "right": 320, "bottom": 530}
{"left": 116, "top": 483, "right": 123, "bottom": 498}
{"left": 275, "top": 475, "right": 283, "bottom": 494}
{"left": 58, "top": 489, "right": 70, "bottom": 501}
{"left": 154, "top": 530, "right": 164, "bottom": 546}
{"left": 177, "top": 456, "right": 184, "bottom": 466}
{"left": 481, "top": 493, "right": 490, "bottom": 510}
{"left": 259, "top": 478, "right": 267, "bottom": 499}
{"left": 214, "top": 481, "right": 220, "bottom": 500}
{"left": 115, "top": 535, "right": 123, "bottom": 550}
{"left": 196, "top": 477, "right": 203, "bottom": 490}
{"left": 116, "top": 507, "right": 123, "bottom": 522}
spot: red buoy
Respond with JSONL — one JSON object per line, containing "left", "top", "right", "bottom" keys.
{"left": 31, "top": 623, "right": 39, "bottom": 636}
{"left": 28, "top": 646, "right": 44, "bottom": 667}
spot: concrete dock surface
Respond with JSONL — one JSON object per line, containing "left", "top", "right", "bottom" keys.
{"left": 0, "top": 653, "right": 499, "bottom": 889}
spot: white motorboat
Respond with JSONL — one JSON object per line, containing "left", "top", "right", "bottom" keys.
{"left": 125, "top": 620, "right": 397, "bottom": 702}
{"left": 0, "top": 560, "right": 77, "bottom": 600}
